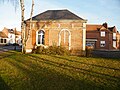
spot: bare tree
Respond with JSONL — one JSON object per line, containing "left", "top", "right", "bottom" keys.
{"left": 1, "top": 0, "right": 34, "bottom": 53}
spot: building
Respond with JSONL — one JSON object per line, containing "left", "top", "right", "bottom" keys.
{"left": 25, "top": 9, "right": 87, "bottom": 53}
{"left": 0, "top": 27, "right": 21, "bottom": 45}
{"left": 86, "top": 23, "right": 120, "bottom": 50}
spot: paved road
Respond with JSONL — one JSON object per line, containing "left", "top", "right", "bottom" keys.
{"left": 92, "top": 50, "right": 120, "bottom": 59}
{"left": 0, "top": 45, "right": 22, "bottom": 53}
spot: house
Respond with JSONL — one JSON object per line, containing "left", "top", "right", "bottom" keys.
{"left": 86, "top": 22, "right": 120, "bottom": 50}
{"left": 25, "top": 9, "right": 87, "bottom": 53}
{"left": 0, "top": 32, "right": 8, "bottom": 45}
{"left": 1, "top": 27, "right": 21, "bottom": 45}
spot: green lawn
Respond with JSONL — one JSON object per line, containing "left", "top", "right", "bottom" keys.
{"left": 0, "top": 51, "right": 120, "bottom": 90}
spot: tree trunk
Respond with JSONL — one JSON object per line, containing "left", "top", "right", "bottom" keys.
{"left": 20, "top": 0, "right": 25, "bottom": 53}
{"left": 20, "top": 0, "right": 34, "bottom": 53}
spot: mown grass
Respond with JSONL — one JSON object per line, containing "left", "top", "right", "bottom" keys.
{"left": 0, "top": 51, "right": 120, "bottom": 90}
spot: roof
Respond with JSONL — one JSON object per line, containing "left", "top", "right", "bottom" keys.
{"left": 15, "top": 31, "right": 21, "bottom": 35}
{"left": 0, "top": 32, "right": 8, "bottom": 38}
{"left": 86, "top": 24, "right": 102, "bottom": 31}
{"left": 108, "top": 26, "right": 117, "bottom": 33}
{"left": 2, "top": 27, "right": 21, "bottom": 35}
{"left": 87, "top": 24, "right": 119, "bottom": 33}
{"left": 8, "top": 29, "right": 14, "bottom": 34}
{"left": 8, "top": 30, "right": 21, "bottom": 35}
{"left": 30, "top": 9, "right": 85, "bottom": 21}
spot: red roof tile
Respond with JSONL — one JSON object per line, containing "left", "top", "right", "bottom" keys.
{"left": 86, "top": 24, "right": 102, "bottom": 31}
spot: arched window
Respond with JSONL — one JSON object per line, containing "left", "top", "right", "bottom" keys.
{"left": 58, "top": 29, "right": 71, "bottom": 50}
{"left": 37, "top": 30, "right": 45, "bottom": 45}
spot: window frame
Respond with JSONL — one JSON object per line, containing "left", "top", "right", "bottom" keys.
{"left": 100, "top": 41, "right": 105, "bottom": 47}
{"left": 101, "top": 31, "right": 105, "bottom": 37}
{"left": 113, "top": 33, "right": 116, "bottom": 40}
{"left": 36, "top": 30, "right": 45, "bottom": 46}
{"left": 113, "top": 41, "right": 116, "bottom": 48}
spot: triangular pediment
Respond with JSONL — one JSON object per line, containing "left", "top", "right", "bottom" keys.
{"left": 100, "top": 26, "right": 107, "bottom": 30}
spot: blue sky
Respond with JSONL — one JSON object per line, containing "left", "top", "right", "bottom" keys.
{"left": 0, "top": 0, "right": 120, "bottom": 31}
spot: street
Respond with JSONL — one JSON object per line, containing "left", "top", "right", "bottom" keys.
{"left": 0, "top": 45, "right": 22, "bottom": 53}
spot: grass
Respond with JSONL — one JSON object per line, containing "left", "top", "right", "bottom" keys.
{"left": 0, "top": 51, "right": 120, "bottom": 90}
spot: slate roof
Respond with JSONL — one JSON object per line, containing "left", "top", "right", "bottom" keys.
{"left": 31, "top": 10, "right": 85, "bottom": 21}
{"left": 0, "top": 32, "right": 8, "bottom": 38}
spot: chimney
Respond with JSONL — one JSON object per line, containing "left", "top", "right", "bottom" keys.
{"left": 102, "top": 22, "right": 108, "bottom": 29}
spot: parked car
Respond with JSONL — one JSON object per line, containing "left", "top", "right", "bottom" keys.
{"left": 12, "top": 43, "right": 19, "bottom": 46}
{"left": 86, "top": 44, "right": 94, "bottom": 50}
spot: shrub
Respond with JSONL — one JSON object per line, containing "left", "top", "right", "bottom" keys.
{"left": 86, "top": 46, "right": 93, "bottom": 57}
{"left": 35, "top": 46, "right": 45, "bottom": 54}
{"left": 33, "top": 45, "right": 70, "bottom": 55}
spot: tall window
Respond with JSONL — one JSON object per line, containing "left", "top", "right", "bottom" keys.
{"left": 101, "top": 31, "right": 105, "bottom": 37}
{"left": 113, "top": 41, "right": 116, "bottom": 48}
{"left": 113, "top": 33, "right": 116, "bottom": 40}
{"left": 38, "top": 30, "right": 45, "bottom": 45}
{"left": 100, "top": 41, "right": 105, "bottom": 47}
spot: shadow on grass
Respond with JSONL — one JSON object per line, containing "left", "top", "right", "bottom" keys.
{"left": 5, "top": 58, "right": 103, "bottom": 90}
{"left": 0, "top": 51, "right": 15, "bottom": 60}
{"left": 29, "top": 55, "right": 120, "bottom": 79}
{"left": 4, "top": 53, "right": 120, "bottom": 90}
{"left": 51, "top": 55, "right": 120, "bottom": 71}
{"left": 31, "top": 55, "right": 120, "bottom": 88}
{"left": 0, "top": 76, "right": 11, "bottom": 90}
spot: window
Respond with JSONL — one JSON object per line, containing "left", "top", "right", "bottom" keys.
{"left": 113, "top": 33, "right": 116, "bottom": 40}
{"left": 0, "top": 39, "right": 7, "bottom": 43}
{"left": 37, "top": 30, "right": 44, "bottom": 45}
{"left": 100, "top": 41, "right": 105, "bottom": 47}
{"left": 4, "top": 39, "right": 6, "bottom": 43}
{"left": 1, "top": 39, "right": 3, "bottom": 43}
{"left": 101, "top": 31, "right": 105, "bottom": 37}
{"left": 113, "top": 41, "right": 116, "bottom": 48}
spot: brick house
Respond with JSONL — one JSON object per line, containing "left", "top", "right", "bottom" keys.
{"left": 25, "top": 10, "right": 87, "bottom": 53}
{"left": 86, "top": 23, "right": 120, "bottom": 50}
{"left": 1, "top": 27, "right": 21, "bottom": 45}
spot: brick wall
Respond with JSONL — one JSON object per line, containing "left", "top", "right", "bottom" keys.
{"left": 25, "top": 20, "right": 86, "bottom": 52}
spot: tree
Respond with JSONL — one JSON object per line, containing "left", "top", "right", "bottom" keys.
{"left": 1, "top": 0, "right": 34, "bottom": 53}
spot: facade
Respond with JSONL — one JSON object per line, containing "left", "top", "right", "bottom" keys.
{"left": 1, "top": 27, "right": 21, "bottom": 45}
{"left": 25, "top": 10, "right": 87, "bottom": 53}
{"left": 86, "top": 23, "right": 120, "bottom": 50}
